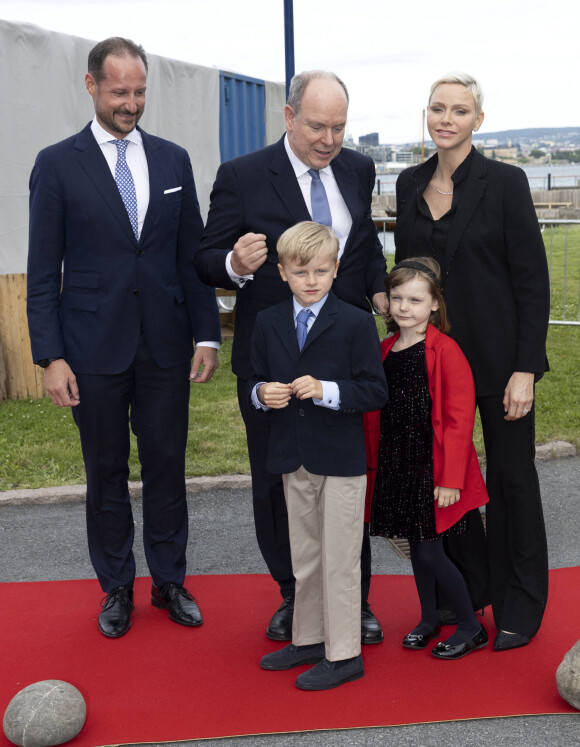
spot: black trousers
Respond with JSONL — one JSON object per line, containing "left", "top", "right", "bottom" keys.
{"left": 73, "top": 331, "right": 191, "bottom": 593}
{"left": 237, "top": 378, "right": 373, "bottom": 601}
{"left": 446, "top": 394, "right": 548, "bottom": 638}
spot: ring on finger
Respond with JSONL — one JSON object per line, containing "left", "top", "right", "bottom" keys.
{"left": 523, "top": 408, "right": 529, "bottom": 414}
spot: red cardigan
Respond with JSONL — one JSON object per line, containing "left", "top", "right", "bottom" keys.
{"left": 364, "top": 324, "right": 488, "bottom": 533}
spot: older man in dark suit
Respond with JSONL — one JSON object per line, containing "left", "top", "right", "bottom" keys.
{"left": 27, "top": 37, "right": 221, "bottom": 638}
{"left": 195, "top": 70, "right": 387, "bottom": 643}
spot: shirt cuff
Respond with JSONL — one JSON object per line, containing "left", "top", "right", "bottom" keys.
{"left": 251, "top": 383, "right": 270, "bottom": 410}
{"left": 226, "top": 250, "right": 253, "bottom": 288}
{"left": 195, "top": 341, "right": 221, "bottom": 349}
{"left": 314, "top": 381, "right": 340, "bottom": 410}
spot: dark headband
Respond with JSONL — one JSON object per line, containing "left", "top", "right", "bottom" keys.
{"left": 390, "top": 260, "right": 441, "bottom": 287}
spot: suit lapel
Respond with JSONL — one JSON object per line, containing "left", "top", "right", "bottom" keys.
{"left": 331, "top": 152, "right": 358, "bottom": 253}
{"left": 300, "top": 293, "right": 338, "bottom": 354}
{"left": 268, "top": 138, "right": 311, "bottom": 224}
{"left": 446, "top": 149, "right": 488, "bottom": 270}
{"left": 272, "top": 299, "right": 301, "bottom": 361}
{"left": 74, "top": 124, "right": 138, "bottom": 246}
{"left": 140, "top": 128, "right": 163, "bottom": 239}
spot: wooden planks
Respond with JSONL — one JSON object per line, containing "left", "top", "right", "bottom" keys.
{"left": 0, "top": 273, "right": 45, "bottom": 400}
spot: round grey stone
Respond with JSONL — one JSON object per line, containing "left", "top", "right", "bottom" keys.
{"left": 3, "top": 680, "right": 86, "bottom": 747}
{"left": 556, "top": 639, "right": 580, "bottom": 711}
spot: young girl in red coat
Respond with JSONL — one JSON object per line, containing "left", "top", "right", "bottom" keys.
{"left": 366, "top": 257, "right": 489, "bottom": 659}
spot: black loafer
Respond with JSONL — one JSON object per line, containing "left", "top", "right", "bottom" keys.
{"left": 295, "top": 655, "right": 364, "bottom": 691}
{"left": 151, "top": 582, "right": 203, "bottom": 626}
{"left": 266, "top": 596, "right": 294, "bottom": 641}
{"left": 260, "top": 642, "right": 325, "bottom": 671}
{"left": 361, "top": 601, "right": 384, "bottom": 644}
{"left": 494, "top": 630, "right": 530, "bottom": 651}
{"left": 98, "top": 586, "right": 134, "bottom": 638}
{"left": 402, "top": 623, "right": 440, "bottom": 649}
{"left": 431, "top": 625, "right": 488, "bottom": 660}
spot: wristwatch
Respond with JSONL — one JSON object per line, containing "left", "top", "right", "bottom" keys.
{"left": 36, "top": 358, "right": 62, "bottom": 368}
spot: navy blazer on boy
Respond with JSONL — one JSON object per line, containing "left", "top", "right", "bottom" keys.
{"left": 248, "top": 292, "right": 388, "bottom": 477}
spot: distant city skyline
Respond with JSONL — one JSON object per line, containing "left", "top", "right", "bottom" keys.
{"left": 1, "top": 0, "right": 577, "bottom": 143}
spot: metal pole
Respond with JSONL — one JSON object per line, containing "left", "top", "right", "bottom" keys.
{"left": 284, "top": 0, "right": 295, "bottom": 101}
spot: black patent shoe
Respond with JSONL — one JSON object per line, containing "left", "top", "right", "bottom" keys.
{"left": 151, "top": 582, "right": 203, "bottom": 626}
{"left": 494, "top": 630, "right": 530, "bottom": 651}
{"left": 98, "top": 586, "right": 134, "bottom": 638}
{"left": 402, "top": 622, "right": 441, "bottom": 650}
{"left": 266, "top": 595, "right": 295, "bottom": 641}
{"left": 361, "top": 601, "right": 384, "bottom": 644}
{"left": 431, "top": 625, "right": 488, "bottom": 660}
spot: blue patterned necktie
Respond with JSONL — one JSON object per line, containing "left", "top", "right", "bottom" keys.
{"left": 307, "top": 169, "right": 332, "bottom": 227}
{"left": 111, "top": 139, "right": 139, "bottom": 240}
{"left": 296, "top": 308, "right": 313, "bottom": 351}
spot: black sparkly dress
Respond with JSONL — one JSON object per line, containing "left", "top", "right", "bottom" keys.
{"left": 370, "top": 340, "right": 466, "bottom": 542}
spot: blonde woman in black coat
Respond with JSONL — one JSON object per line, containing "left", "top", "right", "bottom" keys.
{"left": 395, "top": 72, "right": 550, "bottom": 651}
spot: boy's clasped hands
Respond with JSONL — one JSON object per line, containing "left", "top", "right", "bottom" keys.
{"left": 257, "top": 376, "right": 323, "bottom": 408}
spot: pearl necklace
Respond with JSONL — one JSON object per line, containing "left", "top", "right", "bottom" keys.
{"left": 435, "top": 167, "right": 453, "bottom": 196}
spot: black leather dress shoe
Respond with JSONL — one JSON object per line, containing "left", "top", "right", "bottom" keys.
{"left": 431, "top": 625, "right": 489, "bottom": 660}
{"left": 494, "top": 630, "right": 530, "bottom": 651}
{"left": 361, "top": 601, "right": 384, "bottom": 644}
{"left": 151, "top": 582, "right": 203, "bottom": 626}
{"left": 98, "top": 586, "right": 134, "bottom": 638}
{"left": 402, "top": 623, "right": 441, "bottom": 649}
{"left": 266, "top": 596, "right": 294, "bottom": 641}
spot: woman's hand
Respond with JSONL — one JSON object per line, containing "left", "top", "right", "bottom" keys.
{"left": 503, "top": 371, "right": 534, "bottom": 420}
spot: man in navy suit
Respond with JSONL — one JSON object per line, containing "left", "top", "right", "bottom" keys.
{"left": 27, "top": 37, "right": 221, "bottom": 638}
{"left": 195, "top": 71, "right": 387, "bottom": 643}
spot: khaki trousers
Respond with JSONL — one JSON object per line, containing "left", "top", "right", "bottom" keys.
{"left": 283, "top": 466, "right": 365, "bottom": 661}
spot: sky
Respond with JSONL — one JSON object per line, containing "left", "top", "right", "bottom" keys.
{"left": 0, "top": 0, "right": 577, "bottom": 144}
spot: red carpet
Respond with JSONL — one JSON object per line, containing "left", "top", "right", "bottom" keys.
{"left": 1, "top": 569, "right": 578, "bottom": 745}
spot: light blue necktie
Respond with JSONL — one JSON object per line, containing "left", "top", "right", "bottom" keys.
{"left": 296, "top": 308, "right": 313, "bottom": 351}
{"left": 307, "top": 169, "right": 332, "bottom": 227}
{"left": 111, "top": 139, "right": 139, "bottom": 240}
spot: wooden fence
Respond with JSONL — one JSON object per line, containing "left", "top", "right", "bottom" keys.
{"left": 0, "top": 276, "right": 236, "bottom": 401}
{"left": 0, "top": 274, "right": 45, "bottom": 400}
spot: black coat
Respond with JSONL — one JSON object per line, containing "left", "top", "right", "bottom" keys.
{"left": 196, "top": 136, "right": 386, "bottom": 379}
{"left": 395, "top": 148, "right": 550, "bottom": 397}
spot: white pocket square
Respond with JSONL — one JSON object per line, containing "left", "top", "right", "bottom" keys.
{"left": 164, "top": 186, "right": 182, "bottom": 194}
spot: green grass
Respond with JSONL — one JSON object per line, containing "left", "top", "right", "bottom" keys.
{"left": 544, "top": 223, "right": 580, "bottom": 322}
{"left": 1, "top": 327, "right": 577, "bottom": 492}
{"left": 1, "top": 234, "right": 579, "bottom": 492}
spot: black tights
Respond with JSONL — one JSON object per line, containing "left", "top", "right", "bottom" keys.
{"left": 409, "top": 538, "right": 480, "bottom": 642}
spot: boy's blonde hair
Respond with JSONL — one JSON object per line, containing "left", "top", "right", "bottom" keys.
{"left": 277, "top": 221, "right": 339, "bottom": 265}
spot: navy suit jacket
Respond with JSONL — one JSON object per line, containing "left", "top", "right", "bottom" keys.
{"left": 27, "top": 123, "right": 220, "bottom": 374}
{"left": 195, "top": 136, "right": 386, "bottom": 379}
{"left": 248, "top": 292, "right": 388, "bottom": 477}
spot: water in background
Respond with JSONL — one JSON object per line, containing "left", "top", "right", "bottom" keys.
{"left": 375, "top": 163, "right": 580, "bottom": 194}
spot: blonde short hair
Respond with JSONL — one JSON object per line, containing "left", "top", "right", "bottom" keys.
{"left": 277, "top": 221, "right": 339, "bottom": 265}
{"left": 429, "top": 72, "right": 484, "bottom": 117}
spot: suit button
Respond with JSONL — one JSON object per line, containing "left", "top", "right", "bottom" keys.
{"left": 298, "top": 408, "right": 305, "bottom": 417}
{"left": 133, "top": 289, "right": 139, "bottom": 295}
{"left": 137, "top": 249, "right": 144, "bottom": 256}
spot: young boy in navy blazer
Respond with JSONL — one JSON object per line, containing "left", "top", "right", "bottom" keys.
{"left": 249, "top": 222, "right": 388, "bottom": 690}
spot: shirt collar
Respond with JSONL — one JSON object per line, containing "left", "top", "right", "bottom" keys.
{"left": 293, "top": 293, "right": 329, "bottom": 321}
{"left": 90, "top": 115, "right": 142, "bottom": 147}
{"left": 284, "top": 133, "right": 333, "bottom": 180}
